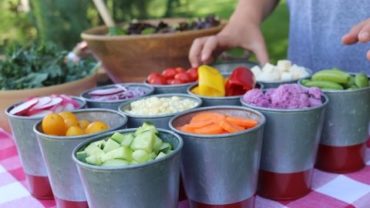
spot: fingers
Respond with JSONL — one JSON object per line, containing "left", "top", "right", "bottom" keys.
{"left": 367, "top": 50, "right": 370, "bottom": 61}
{"left": 200, "top": 36, "right": 218, "bottom": 63}
{"left": 358, "top": 23, "right": 370, "bottom": 43}
{"left": 245, "top": 29, "right": 269, "bottom": 65}
{"left": 189, "top": 37, "right": 205, "bottom": 67}
{"left": 189, "top": 36, "right": 221, "bottom": 67}
{"left": 342, "top": 20, "right": 367, "bottom": 45}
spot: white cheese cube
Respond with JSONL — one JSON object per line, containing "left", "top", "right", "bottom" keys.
{"left": 277, "top": 60, "right": 292, "bottom": 72}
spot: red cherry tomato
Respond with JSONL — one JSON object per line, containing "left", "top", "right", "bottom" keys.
{"left": 161, "top": 68, "right": 177, "bottom": 79}
{"left": 167, "top": 79, "right": 184, "bottom": 85}
{"left": 174, "top": 72, "right": 191, "bottom": 83}
{"left": 186, "top": 67, "right": 198, "bottom": 81}
{"left": 175, "top": 67, "right": 186, "bottom": 73}
{"left": 147, "top": 73, "right": 167, "bottom": 85}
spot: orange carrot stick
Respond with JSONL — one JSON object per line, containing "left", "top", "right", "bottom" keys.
{"left": 225, "top": 116, "right": 258, "bottom": 128}
{"left": 193, "top": 124, "right": 224, "bottom": 134}
{"left": 218, "top": 119, "right": 245, "bottom": 133}
{"left": 190, "top": 112, "right": 225, "bottom": 123}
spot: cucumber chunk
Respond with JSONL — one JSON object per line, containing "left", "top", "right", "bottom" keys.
{"left": 121, "top": 133, "right": 134, "bottom": 147}
{"left": 132, "top": 149, "right": 152, "bottom": 163}
{"left": 111, "top": 132, "right": 125, "bottom": 144}
{"left": 103, "top": 139, "right": 121, "bottom": 153}
{"left": 101, "top": 146, "right": 132, "bottom": 162}
{"left": 131, "top": 131, "right": 155, "bottom": 152}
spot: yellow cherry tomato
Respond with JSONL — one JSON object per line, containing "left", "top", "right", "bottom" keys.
{"left": 42, "top": 113, "right": 67, "bottom": 136}
{"left": 85, "top": 121, "right": 109, "bottom": 134}
{"left": 66, "top": 126, "right": 85, "bottom": 136}
{"left": 59, "top": 112, "right": 79, "bottom": 128}
{"left": 78, "top": 120, "right": 90, "bottom": 129}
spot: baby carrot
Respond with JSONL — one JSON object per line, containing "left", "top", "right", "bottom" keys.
{"left": 218, "top": 119, "right": 244, "bottom": 133}
{"left": 193, "top": 123, "right": 224, "bottom": 134}
{"left": 190, "top": 112, "right": 225, "bottom": 123}
{"left": 225, "top": 116, "right": 258, "bottom": 128}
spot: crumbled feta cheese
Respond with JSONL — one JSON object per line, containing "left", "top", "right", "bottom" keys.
{"left": 126, "top": 96, "right": 198, "bottom": 116}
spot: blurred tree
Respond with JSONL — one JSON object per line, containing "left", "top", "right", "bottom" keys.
{"left": 30, "top": 0, "right": 91, "bottom": 49}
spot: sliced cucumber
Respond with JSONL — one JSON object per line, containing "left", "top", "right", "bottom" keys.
{"left": 132, "top": 149, "right": 152, "bottom": 163}
{"left": 102, "top": 159, "right": 129, "bottom": 167}
{"left": 111, "top": 132, "right": 125, "bottom": 144}
{"left": 121, "top": 133, "right": 134, "bottom": 147}
{"left": 131, "top": 131, "right": 155, "bottom": 152}
{"left": 103, "top": 139, "right": 121, "bottom": 153}
{"left": 101, "top": 146, "right": 132, "bottom": 162}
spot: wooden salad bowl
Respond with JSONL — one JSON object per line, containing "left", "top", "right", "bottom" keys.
{"left": 82, "top": 18, "right": 225, "bottom": 82}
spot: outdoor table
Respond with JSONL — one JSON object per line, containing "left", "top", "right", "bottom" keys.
{"left": 1, "top": 129, "right": 370, "bottom": 208}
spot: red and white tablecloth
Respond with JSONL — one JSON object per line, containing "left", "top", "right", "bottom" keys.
{"left": 1, "top": 129, "right": 370, "bottom": 208}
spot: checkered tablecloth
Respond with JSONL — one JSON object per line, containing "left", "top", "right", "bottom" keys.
{"left": 1, "top": 128, "right": 370, "bottom": 208}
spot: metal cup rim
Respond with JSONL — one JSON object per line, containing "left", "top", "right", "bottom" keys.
{"left": 5, "top": 96, "right": 86, "bottom": 120}
{"left": 144, "top": 80, "right": 197, "bottom": 88}
{"left": 240, "top": 93, "right": 329, "bottom": 113}
{"left": 33, "top": 108, "right": 127, "bottom": 141}
{"left": 169, "top": 105, "right": 266, "bottom": 139}
{"left": 80, "top": 82, "right": 154, "bottom": 103}
{"left": 118, "top": 93, "right": 202, "bottom": 118}
{"left": 186, "top": 83, "right": 264, "bottom": 100}
{"left": 72, "top": 128, "right": 183, "bottom": 171}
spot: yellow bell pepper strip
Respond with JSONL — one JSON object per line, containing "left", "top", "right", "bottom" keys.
{"left": 193, "top": 65, "right": 225, "bottom": 97}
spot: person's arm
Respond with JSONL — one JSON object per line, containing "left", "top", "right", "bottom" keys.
{"left": 189, "top": 0, "right": 279, "bottom": 67}
{"left": 342, "top": 18, "right": 370, "bottom": 60}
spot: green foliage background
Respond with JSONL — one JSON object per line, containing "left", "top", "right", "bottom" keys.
{"left": 0, "top": 0, "right": 289, "bottom": 62}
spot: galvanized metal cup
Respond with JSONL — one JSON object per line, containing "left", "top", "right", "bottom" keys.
{"left": 72, "top": 128, "right": 183, "bottom": 208}
{"left": 241, "top": 95, "right": 328, "bottom": 200}
{"left": 33, "top": 109, "right": 127, "bottom": 208}
{"left": 145, "top": 80, "right": 197, "bottom": 94}
{"left": 5, "top": 97, "right": 86, "bottom": 200}
{"left": 169, "top": 106, "right": 266, "bottom": 207}
{"left": 187, "top": 83, "right": 263, "bottom": 107}
{"left": 314, "top": 83, "right": 370, "bottom": 173}
{"left": 119, "top": 93, "right": 202, "bottom": 129}
{"left": 80, "top": 83, "right": 154, "bottom": 110}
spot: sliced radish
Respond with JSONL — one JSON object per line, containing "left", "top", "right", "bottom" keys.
{"left": 34, "top": 97, "right": 63, "bottom": 110}
{"left": 32, "top": 96, "right": 52, "bottom": 110}
{"left": 89, "top": 87, "right": 124, "bottom": 96}
{"left": 60, "top": 95, "right": 80, "bottom": 108}
{"left": 64, "top": 103, "right": 75, "bottom": 111}
{"left": 31, "top": 110, "right": 53, "bottom": 117}
{"left": 9, "top": 98, "right": 39, "bottom": 115}
{"left": 50, "top": 105, "right": 64, "bottom": 113}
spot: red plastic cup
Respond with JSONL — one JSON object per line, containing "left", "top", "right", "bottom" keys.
{"left": 55, "top": 198, "right": 88, "bottom": 208}
{"left": 258, "top": 170, "right": 311, "bottom": 200}
{"left": 189, "top": 196, "right": 255, "bottom": 208}
{"left": 316, "top": 143, "right": 366, "bottom": 173}
{"left": 26, "top": 174, "right": 54, "bottom": 199}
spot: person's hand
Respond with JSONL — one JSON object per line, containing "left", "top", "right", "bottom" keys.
{"left": 342, "top": 18, "right": 370, "bottom": 60}
{"left": 188, "top": 22, "right": 269, "bottom": 67}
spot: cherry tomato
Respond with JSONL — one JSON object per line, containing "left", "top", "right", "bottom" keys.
{"left": 174, "top": 72, "right": 191, "bottom": 83}
{"left": 66, "top": 126, "right": 85, "bottom": 136}
{"left": 167, "top": 79, "right": 184, "bottom": 85}
{"left": 161, "top": 68, "right": 177, "bottom": 79}
{"left": 42, "top": 113, "right": 67, "bottom": 136}
{"left": 85, "top": 121, "right": 109, "bottom": 134}
{"left": 175, "top": 67, "right": 186, "bottom": 73}
{"left": 186, "top": 67, "right": 198, "bottom": 81}
{"left": 147, "top": 73, "right": 167, "bottom": 85}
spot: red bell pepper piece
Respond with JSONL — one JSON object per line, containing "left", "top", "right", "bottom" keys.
{"left": 225, "top": 67, "right": 256, "bottom": 96}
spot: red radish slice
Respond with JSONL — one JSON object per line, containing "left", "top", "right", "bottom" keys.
{"left": 9, "top": 98, "right": 39, "bottom": 115}
{"left": 34, "top": 97, "right": 63, "bottom": 110}
{"left": 31, "top": 110, "right": 53, "bottom": 117}
{"left": 32, "top": 97, "right": 52, "bottom": 110}
{"left": 64, "top": 103, "right": 75, "bottom": 111}
{"left": 60, "top": 95, "right": 80, "bottom": 108}
{"left": 89, "top": 87, "right": 124, "bottom": 96}
{"left": 50, "top": 105, "right": 64, "bottom": 113}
